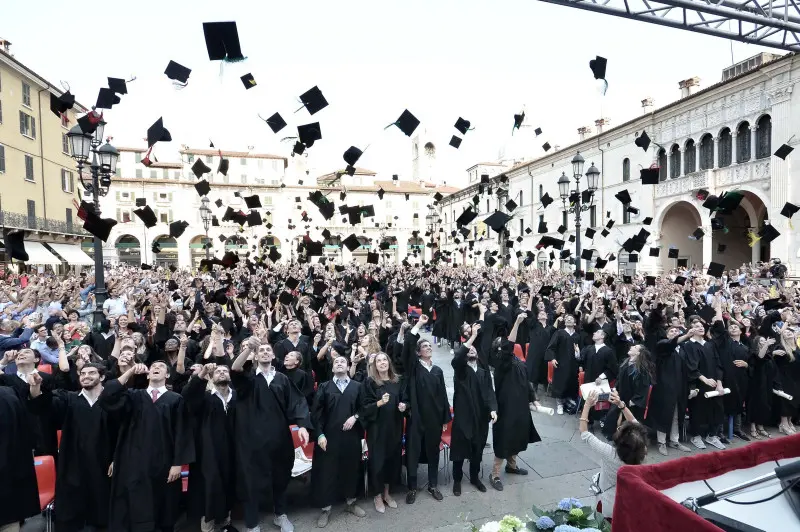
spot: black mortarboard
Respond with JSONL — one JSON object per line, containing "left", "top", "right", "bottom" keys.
{"left": 83, "top": 211, "right": 117, "bottom": 242}
{"left": 595, "top": 258, "right": 608, "bottom": 269}
{"left": 781, "top": 202, "right": 799, "bottom": 219}
{"left": 623, "top": 275, "right": 632, "bottom": 284}
{"left": 77, "top": 112, "right": 101, "bottom": 135}
{"left": 716, "top": 191, "right": 744, "bottom": 214}
{"left": 135, "top": 198, "right": 146, "bottom": 207}
{"left": 556, "top": 224, "right": 567, "bottom": 234}
{"left": 147, "top": 117, "right": 172, "bottom": 148}
{"left": 717, "top": 244, "right": 727, "bottom": 253}
{"left": 641, "top": 168, "right": 659, "bottom": 185}
{"left": 513, "top": 111, "right": 525, "bottom": 131}
{"left": 217, "top": 157, "right": 229, "bottom": 176}
{"left": 775, "top": 143, "right": 794, "bottom": 160}
{"left": 642, "top": 217, "right": 652, "bottom": 225}
{"left": 285, "top": 277, "right": 300, "bottom": 290}
{"left": 306, "top": 241, "right": 323, "bottom": 256}
{"left": 244, "top": 195, "right": 261, "bottom": 209}
{"left": 264, "top": 112, "right": 287, "bottom": 134}
{"left": 343, "top": 234, "right": 361, "bottom": 252}
{"left": 299, "top": 86, "right": 328, "bottom": 115}
{"left": 702, "top": 195, "right": 720, "bottom": 210}
{"left": 5, "top": 231, "right": 28, "bottom": 261}
{"left": 585, "top": 228, "right": 596, "bottom": 239}
{"left": 377, "top": 188, "right": 385, "bottom": 200}
{"left": 392, "top": 110, "right": 420, "bottom": 137}
{"left": 484, "top": 211, "right": 512, "bottom": 231}
{"left": 95, "top": 88, "right": 120, "bottom": 109}
{"left": 240, "top": 73, "right": 256, "bottom": 89}
{"left": 691, "top": 227, "right": 705, "bottom": 240}
{"left": 321, "top": 229, "right": 331, "bottom": 240}
{"left": 600, "top": 229, "right": 609, "bottom": 237}
{"left": 707, "top": 262, "right": 725, "bottom": 278}
{"left": 169, "top": 220, "right": 189, "bottom": 238}
{"left": 433, "top": 192, "right": 444, "bottom": 203}
{"left": 615, "top": 189, "right": 632, "bottom": 204}
{"left": 649, "top": 247, "right": 660, "bottom": 257}
{"left": 534, "top": 127, "right": 542, "bottom": 136}
{"left": 203, "top": 21, "right": 244, "bottom": 61}
{"left": 134, "top": 206, "right": 157, "bottom": 228}
{"left": 191, "top": 159, "right": 211, "bottom": 178}
{"left": 215, "top": 199, "right": 223, "bottom": 208}
{"left": 247, "top": 211, "right": 262, "bottom": 226}
{"left": 537, "top": 220, "right": 548, "bottom": 233}
{"left": 629, "top": 254, "right": 639, "bottom": 263}
{"left": 673, "top": 275, "right": 687, "bottom": 286}
{"left": 194, "top": 179, "right": 211, "bottom": 197}
{"left": 456, "top": 208, "right": 478, "bottom": 226}
{"left": 367, "top": 252, "right": 379, "bottom": 265}
{"left": 343, "top": 146, "right": 362, "bottom": 167}
{"left": 540, "top": 192, "right": 554, "bottom": 209}
{"left": 581, "top": 189, "right": 593, "bottom": 205}
{"left": 297, "top": 122, "right": 322, "bottom": 147}
{"left": 762, "top": 298, "right": 785, "bottom": 311}
{"left": 505, "top": 199, "right": 518, "bottom": 211}
{"left": 635, "top": 131, "right": 651, "bottom": 151}
{"left": 49, "top": 91, "right": 75, "bottom": 117}
{"left": 542, "top": 142, "right": 551, "bottom": 152}
{"left": 536, "top": 236, "right": 564, "bottom": 250}
{"left": 590, "top": 56, "right": 607, "bottom": 80}
{"left": 758, "top": 224, "right": 780, "bottom": 243}
{"left": 668, "top": 248, "right": 679, "bottom": 259}
{"left": 676, "top": 258, "right": 688, "bottom": 269}
{"left": 581, "top": 248, "right": 594, "bottom": 261}
{"left": 449, "top": 136, "right": 462, "bottom": 149}
{"left": 278, "top": 291, "right": 293, "bottom": 305}
{"left": 107, "top": 77, "right": 128, "bottom": 95}
{"left": 268, "top": 246, "right": 281, "bottom": 262}
{"left": 165, "top": 60, "right": 191, "bottom": 83}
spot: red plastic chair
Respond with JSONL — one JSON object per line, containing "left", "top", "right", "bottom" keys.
{"left": 513, "top": 344, "right": 525, "bottom": 362}
{"left": 34, "top": 456, "right": 56, "bottom": 532}
{"left": 576, "top": 371, "right": 586, "bottom": 413}
{"left": 37, "top": 364, "right": 52, "bottom": 374}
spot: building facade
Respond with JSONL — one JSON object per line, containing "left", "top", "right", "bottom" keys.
{"left": 439, "top": 52, "right": 800, "bottom": 275}
{"left": 0, "top": 39, "right": 93, "bottom": 271}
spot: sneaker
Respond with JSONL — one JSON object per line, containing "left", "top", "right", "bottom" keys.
{"left": 383, "top": 495, "right": 397, "bottom": 509}
{"left": 471, "top": 478, "right": 487, "bottom": 492}
{"left": 316, "top": 510, "right": 330, "bottom": 528}
{"left": 733, "top": 430, "right": 751, "bottom": 442}
{"left": 668, "top": 441, "right": 691, "bottom": 452}
{"left": 273, "top": 514, "right": 294, "bottom": 532}
{"left": 658, "top": 443, "right": 668, "bottom": 456}
{"left": 490, "top": 476, "right": 504, "bottom": 491}
{"left": 505, "top": 466, "right": 528, "bottom": 475}
{"left": 690, "top": 436, "right": 706, "bottom": 449}
{"left": 557, "top": 404, "right": 564, "bottom": 415}
{"left": 705, "top": 436, "right": 726, "bottom": 450}
{"left": 453, "top": 480, "right": 462, "bottom": 496}
{"left": 427, "top": 487, "right": 443, "bottom": 501}
{"left": 345, "top": 503, "right": 366, "bottom": 518}
{"left": 719, "top": 435, "right": 731, "bottom": 445}
{"left": 405, "top": 490, "right": 417, "bottom": 505}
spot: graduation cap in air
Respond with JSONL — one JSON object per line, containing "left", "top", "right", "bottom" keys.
{"left": 540, "top": 193, "right": 553, "bottom": 209}
{"left": 454, "top": 117, "right": 471, "bottom": 135}
{"left": 246, "top": 211, "right": 262, "bottom": 226}
{"left": 581, "top": 189, "right": 593, "bottom": 205}
{"left": 343, "top": 146, "right": 362, "bottom": 167}
{"left": 711, "top": 217, "right": 726, "bottom": 231}
{"left": 537, "top": 236, "right": 564, "bottom": 250}
{"left": 589, "top": 55, "right": 607, "bottom": 81}
{"left": 614, "top": 189, "right": 632, "bottom": 204}
{"left": 505, "top": 199, "right": 518, "bottom": 211}
{"left": 702, "top": 194, "right": 720, "bottom": 211}
{"left": 641, "top": 168, "right": 659, "bottom": 185}
{"left": 512, "top": 111, "right": 525, "bottom": 133}
{"left": 191, "top": 159, "right": 211, "bottom": 178}
{"left": 4, "top": 231, "right": 28, "bottom": 261}
{"left": 642, "top": 217, "right": 653, "bottom": 225}
{"left": 484, "top": 211, "right": 512, "bottom": 231}
{"left": 542, "top": 142, "right": 551, "bottom": 152}
{"left": 449, "top": 136, "right": 462, "bottom": 149}
{"left": 95, "top": 88, "right": 120, "bottom": 109}
{"left": 49, "top": 91, "right": 75, "bottom": 117}
{"left": 268, "top": 246, "right": 281, "bottom": 262}
{"left": 217, "top": 157, "right": 229, "bottom": 176}
{"left": 147, "top": 118, "right": 171, "bottom": 148}
{"left": 77, "top": 111, "right": 102, "bottom": 135}
{"left": 165, "top": 60, "right": 191, "bottom": 84}
{"left": 433, "top": 192, "right": 444, "bottom": 203}
{"left": 668, "top": 248, "right": 679, "bottom": 259}
{"left": 203, "top": 21, "right": 244, "bottom": 61}
{"left": 366, "top": 252, "right": 379, "bottom": 265}
{"left": 775, "top": 143, "right": 794, "bottom": 160}
{"left": 342, "top": 234, "right": 361, "bottom": 252}
{"left": 635, "top": 131, "right": 651, "bottom": 152}
{"left": 298, "top": 86, "right": 328, "bottom": 115}
{"left": 537, "top": 220, "right": 548, "bottom": 233}
{"left": 240, "top": 73, "right": 256, "bottom": 89}
{"left": 83, "top": 211, "right": 117, "bottom": 242}
{"left": 107, "top": 77, "right": 128, "bottom": 95}
{"left": 717, "top": 244, "right": 727, "bottom": 254}
{"left": 627, "top": 206, "right": 639, "bottom": 215}
{"left": 169, "top": 220, "right": 189, "bottom": 238}
{"left": 757, "top": 224, "right": 780, "bottom": 244}
{"left": 377, "top": 188, "right": 385, "bottom": 200}
{"left": 781, "top": 202, "right": 799, "bottom": 228}
{"left": 298, "top": 122, "right": 322, "bottom": 147}
{"left": 595, "top": 258, "right": 608, "bottom": 269}
{"left": 135, "top": 198, "right": 146, "bottom": 207}
{"left": 707, "top": 262, "right": 725, "bottom": 278}
{"left": 133, "top": 206, "right": 157, "bottom": 228}
{"left": 194, "top": 179, "right": 211, "bottom": 197}
{"left": 262, "top": 112, "right": 287, "bottom": 134}
{"left": 585, "top": 228, "right": 596, "bottom": 239}
{"left": 649, "top": 247, "right": 660, "bottom": 257}
{"left": 244, "top": 195, "right": 262, "bottom": 209}
{"left": 716, "top": 191, "right": 744, "bottom": 214}
{"left": 456, "top": 207, "right": 478, "bottom": 226}
{"left": 534, "top": 127, "right": 542, "bottom": 136}
{"left": 388, "top": 110, "right": 420, "bottom": 137}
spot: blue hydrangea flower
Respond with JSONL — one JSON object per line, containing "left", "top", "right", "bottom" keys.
{"left": 557, "top": 499, "right": 573, "bottom": 511}
{"left": 553, "top": 525, "right": 581, "bottom": 532}
{"left": 582, "top": 528, "right": 602, "bottom": 532}
{"left": 535, "top": 516, "right": 556, "bottom": 530}
{"left": 568, "top": 498, "right": 583, "bottom": 508}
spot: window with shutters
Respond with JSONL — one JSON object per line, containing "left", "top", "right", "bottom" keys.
{"left": 0, "top": 100, "right": 3, "bottom": 124}
{"left": 61, "top": 113, "right": 69, "bottom": 128}
{"left": 62, "top": 133, "right": 70, "bottom": 154}
{"left": 699, "top": 134, "right": 714, "bottom": 170}
{"left": 719, "top": 128, "right": 733, "bottom": 167}
{"left": 756, "top": 115, "right": 771, "bottom": 159}
{"left": 22, "top": 82, "right": 31, "bottom": 107}
{"left": 240, "top": 158, "right": 247, "bottom": 166}
{"left": 669, "top": 145, "right": 681, "bottom": 178}
{"left": 736, "top": 122, "right": 751, "bottom": 162}
{"left": 24, "top": 154, "right": 34, "bottom": 181}
{"left": 684, "top": 139, "right": 696, "bottom": 173}
{"left": 622, "top": 158, "right": 630, "bottom": 181}
{"left": 135, "top": 169, "right": 142, "bottom": 178}
{"left": 263, "top": 195, "right": 273, "bottom": 206}
{"left": 61, "top": 169, "right": 74, "bottom": 192}
{"left": 19, "top": 111, "right": 36, "bottom": 138}
{"left": 0, "top": 145, "right": 5, "bottom": 173}
{"left": 160, "top": 211, "right": 170, "bottom": 224}
{"left": 27, "top": 200, "right": 35, "bottom": 228}
{"left": 65, "top": 208, "right": 73, "bottom": 232}
{"left": 657, "top": 148, "right": 667, "bottom": 181}
{"left": 162, "top": 169, "right": 169, "bottom": 179}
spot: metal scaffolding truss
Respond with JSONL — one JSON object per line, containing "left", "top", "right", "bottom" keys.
{"left": 537, "top": 0, "right": 800, "bottom": 52}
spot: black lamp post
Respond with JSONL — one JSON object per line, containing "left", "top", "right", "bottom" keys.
{"left": 67, "top": 117, "right": 118, "bottom": 327}
{"left": 557, "top": 151, "right": 600, "bottom": 272}
{"left": 200, "top": 196, "right": 211, "bottom": 260}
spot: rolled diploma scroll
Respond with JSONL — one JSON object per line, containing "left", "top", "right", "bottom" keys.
{"left": 774, "top": 389, "right": 794, "bottom": 401}
{"left": 688, "top": 389, "right": 699, "bottom": 400}
{"left": 530, "top": 404, "right": 555, "bottom": 416}
{"left": 704, "top": 388, "right": 731, "bottom": 399}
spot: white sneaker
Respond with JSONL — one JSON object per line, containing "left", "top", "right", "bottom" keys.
{"left": 705, "top": 436, "right": 726, "bottom": 450}
{"left": 690, "top": 436, "right": 706, "bottom": 449}
{"left": 247, "top": 527, "right": 261, "bottom": 532}
{"left": 557, "top": 404, "right": 564, "bottom": 415}
{"left": 273, "top": 514, "right": 294, "bottom": 532}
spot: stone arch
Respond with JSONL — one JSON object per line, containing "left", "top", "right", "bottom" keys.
{"left": 115, "top": 234, "right": 141, "bottom": 265}
{"left": 655, "top": 199, "right": 707, "bottom": 272}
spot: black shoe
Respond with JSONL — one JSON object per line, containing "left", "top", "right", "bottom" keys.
{"left": 490, "top": 476, "right": 503, "bottom": 491}
{"left": 734, "top": 430, "right": 751, "bottom": 442}
{"left": 505, "top": 466, "right": 528, "bottom": 475}
{"left": 471, "top": 479, "right": 487, "bottom": 492}
{"left": 453, "top": 481, "right": 462, "bottom": 496}
{"left": 427, "top": 487, "right": 443, "bottom": 501}
{"left": 406, "top": 489, "right": 417, "bottom": 504}
{"left": 719, "top": 436, "right": 731, "bottom": 445}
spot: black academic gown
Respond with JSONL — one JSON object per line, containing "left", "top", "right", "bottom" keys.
{"left": 30, "top": 387, "right": 117, "bottom": 530}
{"left": 580, "top": 344, "right": 618, "bottom": 383}
{"left": 450, "top": 346, "right": 496, "bottom": 462}
{"left": 99, "top": 379, "right": 196, "bottom": 532}
{"left": 182, "top": 376, "right": 237, "bottom": 525}
{"left": 717, "top": 337, "right": 750, "bottom": 416}
{"left": 526, "top": 320, "right": 555, "bottom": 387}
{"left": 0, "top": 371, "right": 58, "bottom": 457}
{"left": 648, "top": 337, "right": 688, "bottom": 435}
{"left": 286, "top": 367, "right": 315, "bottom": 409}
{"left": 491, "top": 346, "right": 541, "bottom": 458}
{"left": 431, "top": 297, "right": 449, "bottom": 339}
{"left": 310, "top": 379, "right": 364, "bottom": 507}
{"left": 545, "top": 328, "right": 581, "bottom": 399}
{"left": 684, "top": 340, "right": 724, "bottom": 436}
{"left": 602, "top": 359, "right": 652, "bottom": 439}
{"left": 360, "top": 377, "right": 404, "bottom": 496}
{"left": 230, "top": 366, "right": 311, "bottom": 513}
{"left": 774, "top": 348, "right": 800, "bottom": 417}
{"left": 748, "top": 352, "right": 780, "bottom": 426}
{"left": 0, "top": 386, "right": 40, "bottom": 527}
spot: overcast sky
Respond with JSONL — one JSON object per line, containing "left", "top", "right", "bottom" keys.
{"left": 3, "top": 0, "right": 774, "bottom": 186}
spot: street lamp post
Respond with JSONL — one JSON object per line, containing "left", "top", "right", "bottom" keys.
{"left": 558, "top": 151, "right": 600, "bottom": 273}
{"left": 67, "top": 116, "right": 118, "bottom": 328}
{"left": 200, "top": 197, "right": 211, "bottom": 260}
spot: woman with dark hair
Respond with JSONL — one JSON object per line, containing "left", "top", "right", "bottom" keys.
{"left": 772, "top": 326, "right": 800, "bottom": 434}
{"left": 747, "top": 335, "right": 778, "bottom": 439}
{"left": 601, "top": 344, "right": 654, "bottom": 441}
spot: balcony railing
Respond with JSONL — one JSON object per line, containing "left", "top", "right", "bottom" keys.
{"left": 715, "top": 158, "right": 770, "bottom": 188}
{"left": 655, "top": 170, "right": 710, "bottom": 199}
{"left": 0, "top": 210, "right": 89, "bottom": 237}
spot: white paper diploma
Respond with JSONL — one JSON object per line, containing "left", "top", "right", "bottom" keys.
{"left": 530, "top": 404, "right": 555, "bottom": 416}
{"left": 704, "top": 388, "right": 731, "bottom": 398}
{"left": 774, "top": 389, "right": 794, "bottom": 401}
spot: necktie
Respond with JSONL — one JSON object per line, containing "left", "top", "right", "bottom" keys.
{"left": 151, "top": 389, "right": 159, "bottom": 402}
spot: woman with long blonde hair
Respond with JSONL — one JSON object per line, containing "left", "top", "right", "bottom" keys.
{"left": 772, "top": 326, "right": 800, "bottom": 434}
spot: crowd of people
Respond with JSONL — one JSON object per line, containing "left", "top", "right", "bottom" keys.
{"left": 0, "top": 257, "right": 798, "bottom": 531}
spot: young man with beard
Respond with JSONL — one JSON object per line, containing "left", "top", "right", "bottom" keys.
{"left": 182, "top": 363, "right": 238, "bottom": 532}
{"left": 28, "top": 362, "right": 117, "bottom": 532}
{"left": 231, "top": 337, "right": 311, "bottom": 532}
{"left": 311, "top": 355, "right": 367, "bottom": 527}
{"left": 450, "top": 323, "right": 496, "bottom": 496}
{"left": 99, "top": 360, "right": 195, "bottom": 532}
{"left": 545, "top": 314, "right": 582, "bottom": 415}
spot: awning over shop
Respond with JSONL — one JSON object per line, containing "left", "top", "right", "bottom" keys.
{"left": 22, "top": 242, "right": 61, "bottom": 265}
{"left": 47, "top": 243, "right": 94, "bottom": 266}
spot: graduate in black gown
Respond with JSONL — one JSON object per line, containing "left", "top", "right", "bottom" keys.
{"left": 545, "top": 314, "right": 581, "bottom": 414}
{"left": 600, "top": 344, "right": 654, "bottom": 440}
{"left": 29, "top": 362, "right": 117, "bottom": 532}
{"left": 283, "top": 350, "right": 315, "bottom": 409}
{"left": 450, "top": 323, "right": 495, "bottom": 496}
{"left": 526, "top": 309, "right": 555, "bottom": 390}
{"left": 311, "top": 355, "right": 367, "bottom": 528}
{"left": 99, "top": 360, "right": 196, "bottom": 532}
{"left": 578, "top": 330, "right": 618, "bottom": 383}
{"left": 230, "top": 338, "right": 311, "bottom": 532}
{"left": 0, "top": 385, "right": 40, "bottom": 532}
{"left": 684, "top": 320, "right": 726, "bottom": 450}
{"left": 714, "top": 321, "right": 751, "bottom": 441}
{"left": 182, "top": 363, "right": 237, "bottom": 532}
{"left": 747, "top": 336, "right": 779, "bottom": 438}
{"left": 489, "top": 313, "right": 541, "bottom": 491}
{"left": 400, "top": 315, "right": 451, "bottom": 504}
{"left": 773, "top": 327, "right": 800, "bottom": 435}
{"left": 650, "top": 325, "right": 693, "bottom": 456}
{"left": 360, "top": 352, "right": 405, "bottom": 513}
